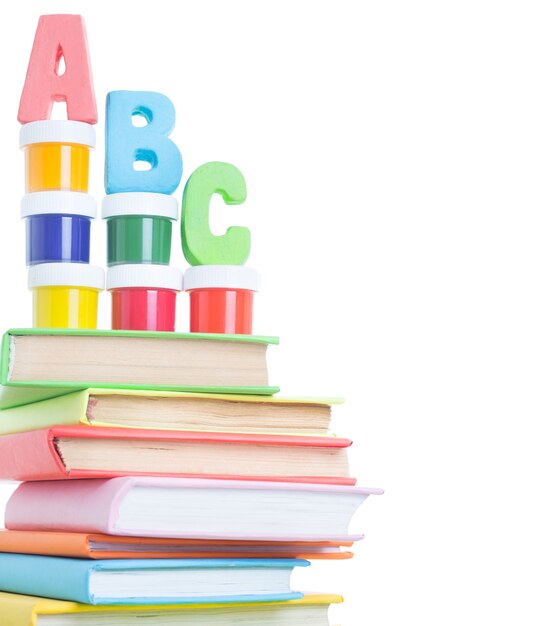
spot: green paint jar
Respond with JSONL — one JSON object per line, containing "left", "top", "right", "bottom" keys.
{"left": 102, "top": 192, "right": 178, "bottom": 266}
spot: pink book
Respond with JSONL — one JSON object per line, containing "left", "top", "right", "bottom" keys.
{"left": 5, "top": 477, "right": 383, "bottom": 542}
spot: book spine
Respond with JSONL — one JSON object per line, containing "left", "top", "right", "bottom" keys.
{"left": 0, "top": 554, "right": 91, "bottom": 603}
{"left": 0, "top": 390, "right": 89, "bottom": 436}
{"left": 5, "top": 479, "right": 119, "bottom": 534}
{"left": 0, "top": 428, "right": 65, "bottom": 480}
{"left": 0, "top": 330, "right": 12, "bottom": 384}
{"left": 0, "top": 531, "right": 92, "bottom": 559}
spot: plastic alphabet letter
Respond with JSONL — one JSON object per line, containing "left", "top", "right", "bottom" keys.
{"left": 18, "top": 14, "right": 97, "bottom": 124}
{"left": 181, "top": 162, "right": 251, "bottom": 266}
{"left": 105, "top": 91, "right": 183, "bottom": 194}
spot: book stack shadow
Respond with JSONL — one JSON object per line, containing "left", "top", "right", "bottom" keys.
{"left": 0, "top": 329, "right": 382, "bottom": 625}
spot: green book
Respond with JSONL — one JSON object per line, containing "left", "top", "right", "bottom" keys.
{"left": 0, "top": 329, "right": 279, "bottom": 410}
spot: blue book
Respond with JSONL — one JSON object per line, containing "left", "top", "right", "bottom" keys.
{"left": 0, "top": 555, "right": 307, "bottom": 605}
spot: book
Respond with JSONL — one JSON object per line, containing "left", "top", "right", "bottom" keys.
{"left": 0, "top": 554, "right": 307, "bottom": 605}
{"left": 0, "top": 388, "right": 342, "bottom": 437}
{"left": 0, "top": 329, "right": 279, "bottom": 410}
{"left": 0, "top": 529, "right": 356, "bottom": 560}
{"left": 5, "top": 476, "right": 383, "bottom": 541}
{"left": 0, "top": 591, "right": 342, "bottom": 626}
{"left": 0, "top": 425, "right": 353, "bottom": 483}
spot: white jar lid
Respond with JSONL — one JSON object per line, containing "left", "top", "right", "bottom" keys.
{"left": 20, "top": 120, "right": 96, "bottom": 149}
{"left": 184, "top": 265, "right": 260, "bottom": 291}
{"left": 28, "top": 263, "right": 105, "bottom": 290}
{"left": 102, "top": 192, "right": 178, "bottom": 220}
{"left": 107, "top": 264, "right": 183, "bottom": 291}
{"left": 21, "top": 192, "right": 97, "bottom": 219}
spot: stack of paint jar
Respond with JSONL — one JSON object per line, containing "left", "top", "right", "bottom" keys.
{"left": 21, "top": 121, "right": 105, "bottom": 329}
{"left": 103, "top": 193, "right": 182, "bottom": 331}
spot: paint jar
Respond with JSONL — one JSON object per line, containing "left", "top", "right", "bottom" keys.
{"left": 28, "top": 263, "right": 104, "bottom": 329}
{"left": 102, "top": 192, "right": 178, "bottom": 266}
{"left": 21, "top": 191, "right": 97, "bottom": 266}
{"left": 184, "top": 265, "right": 260, "bottom": 335}
{"left": 107, "top": 264, "right": 183, "bottom": 332}
{"left": 20, "top": 120, "right": 96, "bottom": 193}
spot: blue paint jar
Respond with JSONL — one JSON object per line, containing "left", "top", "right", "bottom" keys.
{"left": 21, "top": 192, "right": 97, "bottom": 266}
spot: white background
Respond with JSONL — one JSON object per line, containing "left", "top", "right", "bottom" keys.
{"left": 1, "top": 1, "right": 538, "bottom": 624}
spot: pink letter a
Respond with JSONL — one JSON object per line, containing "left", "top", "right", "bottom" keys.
{"left": 18, "top": 14, "right": 97, "bottom": 124}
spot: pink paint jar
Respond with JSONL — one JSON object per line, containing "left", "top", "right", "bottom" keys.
{"left": 107, "top": 264, "right": 183, "bottom": 332}
{"left": 184, "top": 265, "right": 260, "bottom": 335}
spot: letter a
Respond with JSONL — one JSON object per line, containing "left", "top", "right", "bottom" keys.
{"left": 18, "top": 14, "right": 97, "bottom": 124}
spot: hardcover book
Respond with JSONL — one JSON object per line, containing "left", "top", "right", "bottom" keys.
{"left": 0, "top": 388, "right": 341, "bottom": 436}
{"left": 5, "top": 476, "right": 383, "bottom": 541}
{"left": 0, "top": 425, "right": 353, "bottom": 483}
{"left": 0, "top": 329, "right": 279, "bottom": 410}
{"left": 0, "top": 529, "right": 356, "bottom": 560}
{"left": 0, "top": 591, "right": 342, "bottom": 626}
{"left": 0, "top": 554, "right": 307, "bottom": 605}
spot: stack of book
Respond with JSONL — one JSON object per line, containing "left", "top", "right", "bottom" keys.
{"left": 0, "top": 328, "right": 382, "bottom": 624}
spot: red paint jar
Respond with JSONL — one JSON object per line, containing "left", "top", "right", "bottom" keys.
{"left": 107, "top": 264, "right": 183, "bottom": 331}
{"left": 184, "top": 265, "right": 260, "bottom": 335}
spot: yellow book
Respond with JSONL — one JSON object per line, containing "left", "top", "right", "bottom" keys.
{"left": 0, "top": 592, "right": 343, "bottom": 626}
{"left": 0, "top": 388, "right": 343, "bottom": 436}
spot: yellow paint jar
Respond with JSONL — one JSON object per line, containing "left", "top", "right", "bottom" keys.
{"left": 28, "top": 263, "right": 104, "bottom": 329}
{"left": 20, "top": 121, "right": 96, "bottom": 193}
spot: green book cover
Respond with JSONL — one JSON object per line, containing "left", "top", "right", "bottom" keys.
{"left": 0, "top": 329, "right": 280, "bottom": 410}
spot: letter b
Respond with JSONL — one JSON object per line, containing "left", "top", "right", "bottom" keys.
{"left": 105, "top": 91, "right": 183, "bottom": 194}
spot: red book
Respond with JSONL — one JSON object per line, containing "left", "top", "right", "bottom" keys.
{"left": 0, "top": 425, "right": 355, "bottom": 484}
